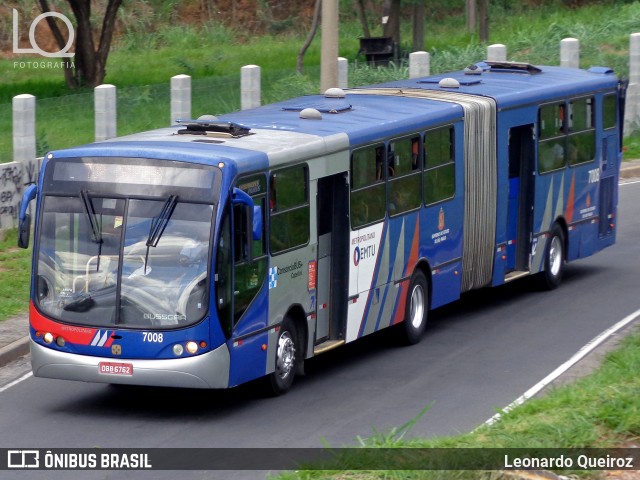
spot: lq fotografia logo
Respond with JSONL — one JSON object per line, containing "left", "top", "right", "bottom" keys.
{"left": 12, "top": 8, "right": 75, "bottom": 58}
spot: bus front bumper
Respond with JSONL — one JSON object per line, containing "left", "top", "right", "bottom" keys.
{"left": 30, "top": 339, "right": 230, "bottom": 389}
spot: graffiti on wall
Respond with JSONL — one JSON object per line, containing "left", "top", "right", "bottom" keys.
{"left": 0, "top": 162, "right": 26, "bottom": 230}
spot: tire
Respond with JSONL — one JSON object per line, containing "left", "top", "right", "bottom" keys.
{"left": 266, "top": 318, "right": 298, "bottom": 396}
{"left": 401, "top": 270, "right": 429, "bottom": 345}
{"left": 540, "top": 223, "right": 565, "bottom": 290}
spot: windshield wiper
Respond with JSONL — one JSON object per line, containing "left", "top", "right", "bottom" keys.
{"left": 80, "top": 190, "right": 104, "bottom": 271}
{"left": 80, "top": 190, "right": 102, "bottom": 244}
{"left": 144, "top": 195, "right": 178, "bottom": 273}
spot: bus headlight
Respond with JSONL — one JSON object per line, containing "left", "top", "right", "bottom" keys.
{"left": 186, "top": 341, "right": 198, "bottom": 354}
{"left": 43, "top": 332, "right": 54, "bottom": 344}
{"left": 56, "top": 336, "right": 66, "bottom": 347}
{"left": 173, "top": 344, "right": 184, "bottom": 356}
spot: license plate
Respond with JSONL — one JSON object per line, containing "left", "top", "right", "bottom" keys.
{"left": 98, "top": 362, "right": 133, "bottom": 376}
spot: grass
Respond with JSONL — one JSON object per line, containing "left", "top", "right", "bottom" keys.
{"left": 2, "top": 2, "right": 640, "bottom": 162}
{"left": 273, "top": 326, "right": 640, "bottom": 478}
{"left": 0, "top": 228, "right": 31, "bottom": 320}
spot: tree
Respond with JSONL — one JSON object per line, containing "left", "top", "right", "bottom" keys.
{"left": 39, "top": 0, "right": 123, "bottom": 88}
{"left": 297, "top": 0, "right": 322, "bottom": 74}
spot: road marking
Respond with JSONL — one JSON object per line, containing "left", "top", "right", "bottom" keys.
{"left": 620, "top": 179, "right": 640, "bottom": 186}
{"left": 484, "top": 307, "right": 640, "bottom": 426}
{"left": 0, "top": 372, "right": 32, "bottom": 394}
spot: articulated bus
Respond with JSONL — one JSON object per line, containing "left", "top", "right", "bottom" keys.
{"left": 19, "top": 61, "right": 625, "bottom": 394}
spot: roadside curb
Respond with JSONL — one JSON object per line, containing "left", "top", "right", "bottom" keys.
{"left": 0, "top": 337, "right": 29, "bottom": 368}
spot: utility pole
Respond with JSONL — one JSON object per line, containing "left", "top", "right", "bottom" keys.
{"left": 320, "top": 0, "right": 339, "bottom": 92}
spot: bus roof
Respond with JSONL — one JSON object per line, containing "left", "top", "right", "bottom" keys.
{"left": 54, "top": 63, "right": 619, "bottom": 174}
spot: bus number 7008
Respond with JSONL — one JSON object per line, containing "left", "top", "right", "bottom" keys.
{"left": 142, "top": 332, "right": 164, "bottom": 343}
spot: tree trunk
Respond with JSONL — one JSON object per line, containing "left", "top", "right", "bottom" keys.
{"left": 297, "top": 0, "right": 322, "bottom": 74}
{"left": 382, "top": 0, "right": 401, "bottom": 45}
{"left": 38, "top": 0, "right": 123, "bottom": 88}
{"left": 355, "top": 0, "right": 371, "bottom": 38}
{"left": 412, "top": 2, "right": 425, "bottom": 53}
{"left": 479, "top": 0, "right": 489, "bottom": 42}
{"left": 466, "top": 0, "right": 477, "bottom": 33}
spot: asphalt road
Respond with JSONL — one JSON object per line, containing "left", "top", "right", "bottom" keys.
{"left": 1, "top": 180, "right": 640, "bottom": 480}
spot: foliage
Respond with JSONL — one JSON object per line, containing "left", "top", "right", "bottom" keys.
{"left": 0, "top": 229, "right": 32, "bottom": 321}
{"left": 273, "top": 326, "right": 640, "bottom": 479}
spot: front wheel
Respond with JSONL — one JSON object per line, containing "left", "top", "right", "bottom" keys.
{"left": 401, "top": 270, "right": 429, "bottom": 345}
{"left": 540, "top": 224, "right": 565, "bottom": 290}
{"left": 265, "top": 318, "right": 298, "bottom": 396}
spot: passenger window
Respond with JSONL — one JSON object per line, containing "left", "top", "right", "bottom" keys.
{"left": 603, "top": 94, "right": 617, "bottom": 131}
{"left": 350, "top": 146, "right": 386, "bottom": 229}
{"left": 270, "top": 166, "right": 309, "bottom": 254}
{"left": 424, "top": 126, "right": 455, "bottom": 205}
{"left": 539, "top": 98, "right": 595, "bottom": 172}
{"left": 388, "top": 136, "right": 422, "bottom": 216}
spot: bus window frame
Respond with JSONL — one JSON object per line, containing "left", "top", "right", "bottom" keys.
{"left": 538, "top": 96, "right": 597, "bottom": 175}
{"left": 269, "top": 164, "right": 310, "bottom": 256}
{"left": 387, "top": 134, "right": 423, "bottom": 218}
{"left": 350, "top": 143, "right": 387, "bottom": 230}
{"left": 423, "top": 124, "right": 456, "bottom": 206}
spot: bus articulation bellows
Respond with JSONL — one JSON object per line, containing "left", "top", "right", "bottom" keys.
{"left": 19, "top": 61, "right": 625, "bottom": 394}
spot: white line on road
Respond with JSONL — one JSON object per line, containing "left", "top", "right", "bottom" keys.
{"left": 0, "top": 372, "right": 32, "bottom": 394}
{"left": 484, "top": 307, "right": 640, "bottom": 426}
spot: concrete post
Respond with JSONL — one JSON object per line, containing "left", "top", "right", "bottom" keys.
{"left": 12, "top": 94, "right": 36, "bottom": 166}
{"left": 241, "top": 65, "right": 261, "bottom": 110}
{"left": 409, "top": 51, "right": 430, "bottom": 79}
{"left": 171, "top": 74, "right": 191, "bottom": 124}
{"left": 95, "top": 84, "right": 117, "bottom": 142}
{"left": 338, "top": 57, "right": 348, "bottom": 89}
{"left": 560, "top": 38, "right": 580, "bottom": 69}
{"left": 625, "top": 33, "right": 640, "bottom": 136}
{"left": 320, "top": 0, "right": 339, "bottom": 92}
{"left": 487, "top": 44, "right": 507, "bottom": 62}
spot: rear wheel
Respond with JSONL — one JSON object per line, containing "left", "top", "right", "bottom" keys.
{"left": 540, "top": 223, "right": 565, "bottom": 290}
{"left": 401, "top": 270, "right": 429, "bottom": 345}
{"left": 266, "top": 318, "right": 298, "bottom": 395}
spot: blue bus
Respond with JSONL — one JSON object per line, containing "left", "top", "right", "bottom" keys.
{"left": 19, "top": 61, "right": 625, "bottom": 394}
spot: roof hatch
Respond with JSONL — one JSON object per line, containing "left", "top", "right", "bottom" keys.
{"left": 176, "top": 119, "right": 251, "bottom": 138}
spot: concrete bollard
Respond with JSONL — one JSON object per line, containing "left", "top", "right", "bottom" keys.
{"left": 625, "top": 33, "right": 640, "bottom": 136}
{"left": 338, "top": 57, "right": 348, "bottom": 89}
{"left": 241, "top": 65, "right": 261, "bottom": 110}
{"left": 560, "top": 38, "right": 580, "bottom": 69}
{"left": 409, "top": 51, "right": 430, "bottom": 79}
{"left": 12, "top": 94, "right": 36, "bottom": 166}
{"left": 95, "top": 84, "right": 117, "bottom": 142}
{"left": 487, "top": 44, "right": 507, "bottom": 62}
{"left": 171, "top": 74, "right": 192, "bottom": 124}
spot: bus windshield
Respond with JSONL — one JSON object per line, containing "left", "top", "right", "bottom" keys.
{"left": 35, "top": 158, "right": 219, "bottom": 329}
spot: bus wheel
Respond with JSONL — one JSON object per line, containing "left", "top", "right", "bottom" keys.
{"left": 266, "top": 318, "right": 298, "bottom": 395}
{"left": 402, "top": 270, "right": 429, "bottom": 345}
{"left": 540, "top": 224, "right": 565, "bottom": 290}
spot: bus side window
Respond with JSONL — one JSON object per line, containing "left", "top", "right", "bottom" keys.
{"left": 538, "top": 102, "right": 567, "bottom": 173}
{"left": 567, "top": 97, "right": 595, "bottom": 166}
{"left": 270, "top": 166, "right": 310, "bottom": 254}
{"left": 388, "top": 135, "right": 422, "bottom": 216}
{"left": 424, "top": 126, "right": 455, "bottom": 205}
{"left": 351, "top": 145, "right": 386, "bottom": 229}
{"left": 603, "top": 94, "right": 617, "bottom": 130}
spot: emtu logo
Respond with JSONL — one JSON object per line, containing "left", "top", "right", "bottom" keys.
{"left": 13, "top": 8, "right": 75, "bottom": 58}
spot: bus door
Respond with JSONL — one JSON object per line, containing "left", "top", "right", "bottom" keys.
{"left": 506, "top": 124, "right": 535, "bottom": 273}
{"left": 315, "top": 173, "right": 349, "bottom": 347}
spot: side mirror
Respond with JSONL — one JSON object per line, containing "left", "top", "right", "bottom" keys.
{"left": 232, "top": 188, "right": 261, "bottom": 262}
{"left": 18, "top": 184, "right": 37, "bottom": 249}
